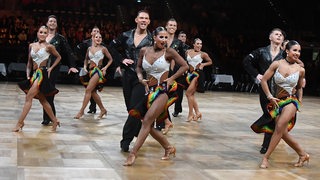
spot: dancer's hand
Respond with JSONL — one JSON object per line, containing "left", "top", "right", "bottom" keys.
{"left": 122, "top": 59, "right": 134, "bottom": 66}
{"left": 164, "top": 77, "right": 174, "bottom": 90}
{"left": 68, "top": 67, "right": 79, "bottom": 74}
{"left": 269, "top": 96, "right": 280, "bottom": 108}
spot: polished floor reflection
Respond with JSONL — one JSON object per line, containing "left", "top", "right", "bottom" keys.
{"left": 0, "top": 82, "right": 319, "bottom": 180}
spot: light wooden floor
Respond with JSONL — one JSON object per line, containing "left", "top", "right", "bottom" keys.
{"left": 0, "top": 81, "right": 319, "bottom": 180}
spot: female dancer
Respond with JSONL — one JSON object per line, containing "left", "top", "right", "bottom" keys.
{"left": 259, "top": 40, "right": 309, "bottom": 168}
{"left": 185, "top": 38, "right": 212, "bottom": 121}
{"left": 13, "top": 25, "right": 61, "bottom": 132}
{"left": 124, "top": 26, "right": 188, "bottom": 166}
{"left": 74, "top": 33, "right": 113, "bottom": 119}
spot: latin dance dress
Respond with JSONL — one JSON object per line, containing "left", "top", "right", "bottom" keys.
{"left": 18, "top": 47, "right": 59, "bottom": 97}
{"left": 129, "top": 51, "right": 178, "bottom": 124}
{"left": 79, "top": 49, "right": 106, "bottom": 91}
{"left": 251, "top": 68, "right": 301, "bottom": 133}
{"left": 185, "top": 53, "right": 205, "bottom": 92}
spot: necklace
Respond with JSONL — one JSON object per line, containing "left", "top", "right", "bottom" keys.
{"left": 285, "top": 58, "right": 295, "bottom": 64}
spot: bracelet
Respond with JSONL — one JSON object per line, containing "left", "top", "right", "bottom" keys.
{"left": 267, "top": 94, "right": 273, "bottom": 100}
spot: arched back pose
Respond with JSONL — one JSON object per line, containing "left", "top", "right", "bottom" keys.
{"left": 13, "top": 25, "right": 61, "bottom": 132}
{"left": 259, "top": 40, "right": 309, "bottom": 168}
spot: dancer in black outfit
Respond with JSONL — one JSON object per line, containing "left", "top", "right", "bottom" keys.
{"left": 243, "top": 28, "right": 285, "bottom": 154}
{"left": 172, "top": 30, "right": 190, "bottom": 117}
{"left": 108, "top": 10, "right": 153, "bottom": 152}
{"left": 42, "top": 15, "right": 78, "bottom": 125}
{"left": 157, "top": 18, "right": 187, "bottom": 134}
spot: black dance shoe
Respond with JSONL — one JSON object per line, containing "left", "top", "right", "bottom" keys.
{"left": 260, "top": 146, "right": 268, "bottom": 154}
{"left": 41, "top": 119, "right": 51, "bottom": 126}
{"left": 87, "top": 109, "right": 96, "bottom": 114}
{"left": 120, "top": 141, "right": 130, "bottom": 152}
{"left": 172, "top": 111, "right": 179, "bottom": 117}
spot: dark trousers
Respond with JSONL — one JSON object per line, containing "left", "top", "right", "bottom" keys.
{"left": 174, "top": 84, "right": 184, "bottom": 113}
{"left": 156, "top": 109, "right": 171, "bottom": 130}
{"left": 89, "top": 97, "right": 96, "bottom": 111}
{"left": 120, "top": 70, "right": 144, "bottom": 147}
{"left": 258, "top": 86, "right": 272, "bottom": 148}
{"left": 43, "top": 64, "right": 60, "bottom": 122}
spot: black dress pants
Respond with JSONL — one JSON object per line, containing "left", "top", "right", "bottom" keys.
{"left": 43, "top": 64, "right": 60, "bottom": 122}
{"left": 120, "top": 70, "right": 144, "bottom": 148}
{"left": 174, "top": 84, "right": 183, "bottom": 113}
{"left": 258, "top": 87, "right": 272, "bottom": 148}
{"left": 89, "top": 97, "right": 96, "bottom": 111}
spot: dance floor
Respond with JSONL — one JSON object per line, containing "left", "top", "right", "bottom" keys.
{"left": 0, "top": 81, "right": 319, "bottom": 180}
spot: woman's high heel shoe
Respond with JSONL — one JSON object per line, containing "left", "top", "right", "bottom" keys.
{"left": 260, "top": 157, "right": 269, "bottom": 169}
{"left": 123, "top": 153, "right": 136, "bottom": 166}
{"left": 294, "top": 153, "right": 310, "bottom": 167}
{"left": 12, "top": 122, "right": 24, "bottom": 132}
{"left": 187, "top": 115, "right": 194, "bottom": 122}
{"left": 97, "top": 109, "right": 107, "bottom": 119}
{"left": 162, "top": 122, "right": 173, "bottom": 135}
{"left": 161, "top": 146, "right": 176, "bottom": 160}
{"left": 74, "top": 112, "right": 84, "bottom": 119}
{"left": 194, "top": 113, "right": 202, "bottom": 121}
{"left": 51, "top": 121, "right": 60, "bottom": 132}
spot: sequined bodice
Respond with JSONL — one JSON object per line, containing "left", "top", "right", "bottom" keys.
{"left": 88, "top": 49, "right": 104, "bottom": 65}
{"left": 274, "top": 68, "right": 299, "bottom": 95}
{"left": 187, "top": 53, "right": 202, "bottom": 69}
{"left": 142, "top": 52, "right": 170, "bottom": 84}
{"left": 30, "top": 47, "right": 50, "bottom": 67}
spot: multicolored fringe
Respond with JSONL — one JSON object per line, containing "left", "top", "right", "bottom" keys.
{"left": 186, "top": 71, "right": 199, "bottom": 85}
{"left": 89, "top": 67, "right": 105, "bottom": 84}
{"left": 268, "top": 96, "right": 301, "bottom": 118}
{"left": 129, "top": 81, "right": 178, "bottom": 123}
{"left": 30, "top": 68, "right": 43, "bottom": 88}
{"left": 260, "top": 96, "right": 301, "bottom": 133}
{"left": 80, "top": 67, "right": 106, "bottom": 89}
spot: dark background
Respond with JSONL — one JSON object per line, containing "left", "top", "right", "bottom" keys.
{"left": 1, "top": 0, "right": 319, "bottom": 95}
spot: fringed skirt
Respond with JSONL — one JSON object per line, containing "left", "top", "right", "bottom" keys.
{"left": 18, "top": 67, "right": 59, "bottom": 97}
{"left": 185, "top": 69, "right": 205, "bottom": 92}
{"left": 79, "top": 67, "right": 106, "bottom": 91}
{"left": 128, "top": 81, "right": 178, "bottom": 124}
{"left": 251, "top": 96, "right": 301, "bottom": 134}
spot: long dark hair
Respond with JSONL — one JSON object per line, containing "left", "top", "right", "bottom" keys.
{"left": 282, "top": 40, "right": 300, "bottom": 58}
{"left": 152, "top": 26, "right": 166, "bottom": 37}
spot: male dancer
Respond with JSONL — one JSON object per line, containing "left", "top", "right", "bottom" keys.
{"left": 42, "top": 15, "right": 78, "bottom": 125}
{"left": 157, "top": 18, "right": 187, "bottom": 134}
{"left": 243, "top": 28, "right": 285, "bottom": 154}
{"left": 108, "top": 10, "right": 153, "bottom": 152}
{"left": 172, "top": 30, "right": 190, "bottom": 117}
